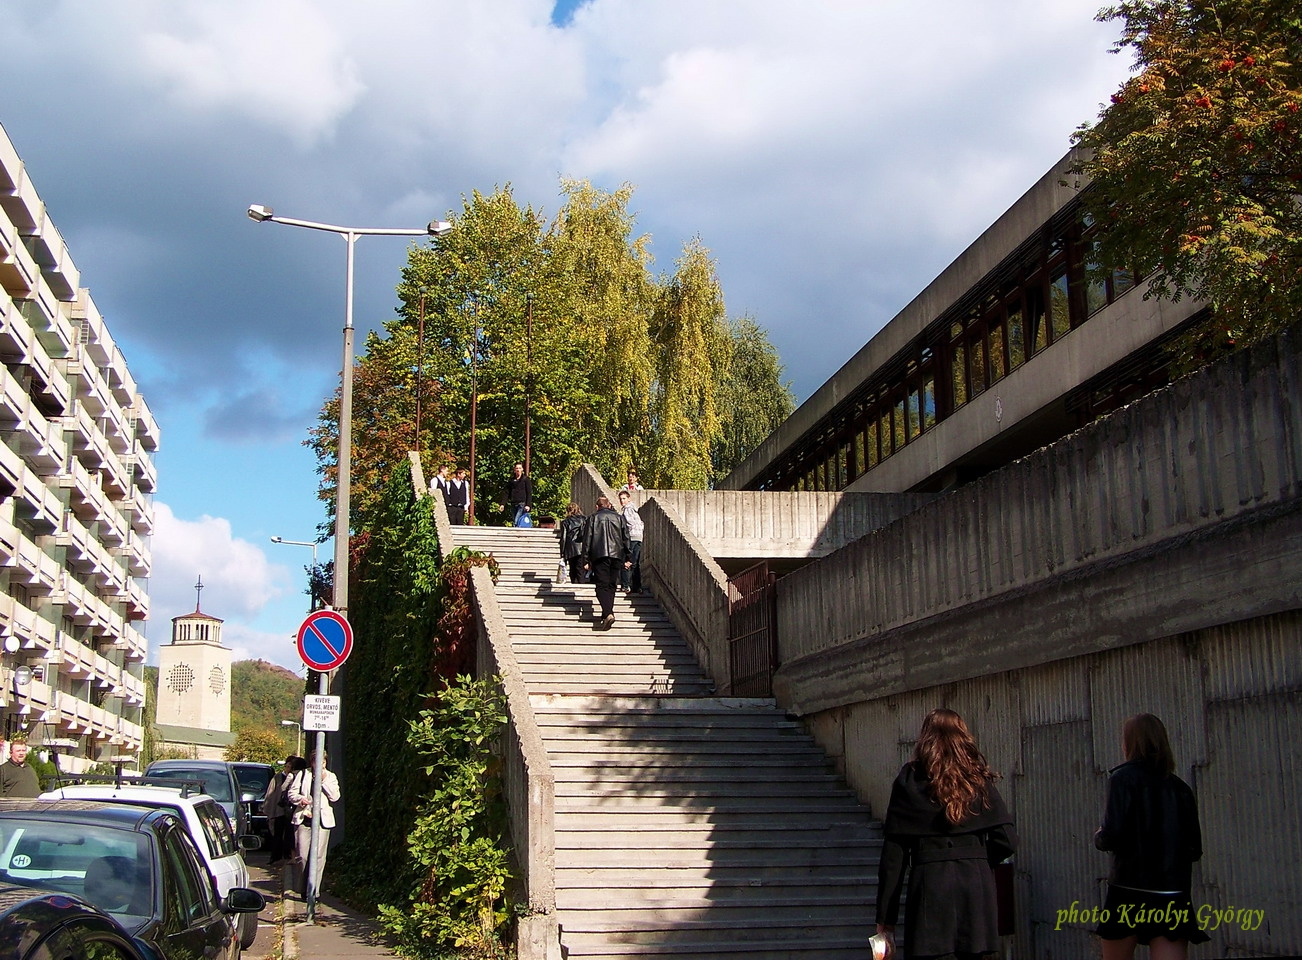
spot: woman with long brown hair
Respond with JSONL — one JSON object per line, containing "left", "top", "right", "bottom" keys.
{"left": 1094, "top": 713, "right": 1207, "bottom": 960}
{"left": 875, "top": 708, "right": 1017, "bottom": 959}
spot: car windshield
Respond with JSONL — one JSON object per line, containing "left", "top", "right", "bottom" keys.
{"left": 0, "top": 818, "right": 153, "bottom": 929}
{"left": 148, "top": 768, "right": 233, "bottom": 802}
{"left": 232, "top": 765, "right": 272, "bottom": 798}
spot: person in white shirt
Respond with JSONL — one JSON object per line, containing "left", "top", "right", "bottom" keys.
{"left": 287, "top": 750, "right": 341, "bottom": 897}
{"left": 617, "top": 489, "right": 644, "bottom": 594}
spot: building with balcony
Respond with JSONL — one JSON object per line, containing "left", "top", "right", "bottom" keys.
{"left": 0, "top": 122, "right": 156, "bottom": 772}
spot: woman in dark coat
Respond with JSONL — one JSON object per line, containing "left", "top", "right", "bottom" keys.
{"left": 875, "top": 708, "right": 1017, "bottom": 960}
{"left": 558, "top": 502, "right": 587, "bottom": 584}
{"left": 1094, "top": 713, "right": 1207, "bottom": 959}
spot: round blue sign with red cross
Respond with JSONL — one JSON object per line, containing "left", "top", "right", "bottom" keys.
{"left": 296, "top": 610, "right": 354, "bottom": 671}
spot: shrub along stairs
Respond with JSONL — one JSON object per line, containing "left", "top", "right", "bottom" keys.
{"left": 455, "top": 524, "right": 881, "bottom": 959}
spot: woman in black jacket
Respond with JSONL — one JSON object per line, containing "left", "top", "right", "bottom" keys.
{"left": 558, "top": 502, "right": 587, "bottom": 583}
{"left": 1095, "top": 713, "right": 1208, "bottom": 959}
{"left": 876, "top": 708, "right": 1017, "bottom": 960}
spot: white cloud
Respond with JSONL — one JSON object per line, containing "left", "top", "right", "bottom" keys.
{"left": 149, "top": 501, "right": 291, "bottom": 630}
{"left": 135, "top": 1, "right": 365, "bottom": 146}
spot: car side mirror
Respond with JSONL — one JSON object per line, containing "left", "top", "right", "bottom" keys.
{"left": 240, "top": 792, "right": 258, "bottom": 804}
{"left": 238, "top": 834, "right": 262, "bottom": 852}
{"left": 222, "top": 887, "right": 266, "bottom": 914}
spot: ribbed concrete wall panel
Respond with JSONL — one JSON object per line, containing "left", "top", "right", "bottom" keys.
{"left": 947, "top": 673, "right": 1022, "bottom": 783}
{"left": 842, "top": 699, "right": 899, "bottom": 819}
{"left": 1199, "top": 609, "right": 1302, "bottom": 702}
{"left": 1017, "top": 721, "right": 1104, "bottom": 960}
{"left": 1020, "top": 660, "right": 1090, "bottom": 727}
{"left": 1200, "top": 693, "right": 1302, "bottom": 955}
{"left": 1089, "top": 637, "right": 1207, "bottom": 773}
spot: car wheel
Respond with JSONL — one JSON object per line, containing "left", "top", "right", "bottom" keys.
{"left": 239, "top": 910, "right": 258, "bottom": 949}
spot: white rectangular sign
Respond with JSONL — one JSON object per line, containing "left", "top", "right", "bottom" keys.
{"left": 303, "top": 695, "right": 341, "bottom": 732}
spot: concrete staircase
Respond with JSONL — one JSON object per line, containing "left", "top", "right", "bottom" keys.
{"left": 455, "top": 525, "right": 881, "bottom": 959}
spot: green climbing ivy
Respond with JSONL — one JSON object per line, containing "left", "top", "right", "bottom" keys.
{"left": 331, "top": 468, "right": 515, "bottom": 960}
{"left": 379, "top": 675, "right": 513, "bottom": 959}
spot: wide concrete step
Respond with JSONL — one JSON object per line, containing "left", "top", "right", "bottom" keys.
{"left": 555, "top": 794, "right": 866, "bottom": 814}
{"left": 554, "top": 809, "right": 877, "bottom": 831}
{"left": 557, "top": 922, "right": 869, "bottom": 953}
{"left": 557, "top": 888, "right": 874, "bottom": 911}
{"left": 556, "top": 937, "right": 868, "bottom": 959}
{"left": 517, "top": 659, "right": 703, "bottom": 675}
{"left": 552, "top": 767, "right": 845, "bottom": 786}
{"left": 556, "top": 825, "right": 877, "bottom": 849}
{"left": 547, "top": 749, "right": 832, "bottom": 766}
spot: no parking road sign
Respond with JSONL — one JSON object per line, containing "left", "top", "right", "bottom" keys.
{"left": 296, "top": 610, "right": 354, "bottom": 672}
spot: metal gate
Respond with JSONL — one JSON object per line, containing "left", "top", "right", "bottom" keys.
{"left": 728, "top": 561, "right": 777, "bottom": 697}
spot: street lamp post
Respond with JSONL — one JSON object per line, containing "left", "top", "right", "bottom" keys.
{"left": 270, "top": 536, "right": 319, "bottom": 609}
{"left": 252, "top": 207, "right": 451, "bottom": 921}
{"left": 281, "top": 719, "right": 303, "bottom": 756}
{"left": 249, "top": 205, "right": 452, "bottom": 618}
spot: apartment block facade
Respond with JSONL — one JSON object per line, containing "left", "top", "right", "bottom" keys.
{"left": 0, "top": 123, "right": 156, "bottom": 771}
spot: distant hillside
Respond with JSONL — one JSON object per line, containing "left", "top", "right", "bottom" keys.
{"left": 232, "top": 660, "right": 306, "bottom": 748}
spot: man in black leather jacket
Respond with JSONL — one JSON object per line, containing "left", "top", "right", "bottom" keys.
{"left": 584, "top": 496, "right": 629, "bottom": 629}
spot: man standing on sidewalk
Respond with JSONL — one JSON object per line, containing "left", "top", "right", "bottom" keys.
{"left": 0, "top": 737, "right": 38, "bottom": 798}
{"left": 584, "top": 496, "right": 629, "bottom": 629}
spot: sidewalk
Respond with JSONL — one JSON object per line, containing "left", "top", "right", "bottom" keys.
{"left": 243, "top": 855, "right": 399, "bottom": 959}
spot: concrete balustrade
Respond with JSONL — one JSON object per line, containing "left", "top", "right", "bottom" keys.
{"left": 636, "top": 497, "right": 732, "bottom": 693}
{"left": 470, "top": 565, "right": 559, "bottom": 960}
{"left": 419, "top": 452, "right": 558, "bottom": 960}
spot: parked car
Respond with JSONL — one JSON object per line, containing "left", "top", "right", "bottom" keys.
{"left": 0, "top": 881, "right": 152, "bottom": 960}
{"left": 228, "top": 763, "right": 276, "bottom": 845}
{"left": 40, "top": 778, "right": 261, "bottom": 949}
{"left": 0, "top": 800, "right": 262, "bottom": 960}
{"left": 142, "top": 760, "right": 248, "bottom": 842}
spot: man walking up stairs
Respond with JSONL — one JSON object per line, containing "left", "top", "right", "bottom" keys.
{"left": 456, "top": 525, "right": 883, "bottom": 958}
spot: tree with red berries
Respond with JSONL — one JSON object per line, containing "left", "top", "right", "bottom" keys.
{"left": 1072, "top": 0, "right": 1302, "bottom": 362}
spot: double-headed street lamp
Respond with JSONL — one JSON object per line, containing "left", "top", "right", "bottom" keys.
{"left": 270, "top": 536, "right": 320, "bottom": 611}
{"left": 248, "top": 205, "right": 452, "bottom": 617}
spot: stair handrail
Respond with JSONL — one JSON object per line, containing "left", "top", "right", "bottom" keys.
{"left": 638, "top": 496, "right": 733, "bottom": 694}
{"left": 468, "top": 562, "right": 560, "bottom": 960}
{"left": 409, "top": 451, "right": 454, "bottom": 551}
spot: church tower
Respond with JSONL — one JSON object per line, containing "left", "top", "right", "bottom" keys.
{"left": 156, "top": 576, "right": 232, "bottom": 736}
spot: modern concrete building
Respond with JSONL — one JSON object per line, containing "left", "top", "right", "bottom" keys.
{"left": 0, "top": 122, "right": 156, "bottom": 773}
{"left": 549, "top": 149, "right": 1298, "bottom": 958}
{"left": 722, "top": 147, "right": 1205, "bottom": 497}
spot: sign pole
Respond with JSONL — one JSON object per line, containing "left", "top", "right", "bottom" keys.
{"left": 293, "top": 609, "right": 353, "bottom": 923}
{"left": 305, "top": 670, "right": 328, "bottom": 921}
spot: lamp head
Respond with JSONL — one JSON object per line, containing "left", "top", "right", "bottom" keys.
{"left": 270, "top": 536, "right": 283, "bottom": 544}
{"left": 427, "top": 220, "right": 453, "bottom": 237}
{"left": 247, "top": 204, "right": 274, "bottom": 222}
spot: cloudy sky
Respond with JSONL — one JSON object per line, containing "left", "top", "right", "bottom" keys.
{"left": 2, "top": 0, "right": 1132, "bottom": 672}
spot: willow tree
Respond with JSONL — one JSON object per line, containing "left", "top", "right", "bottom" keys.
{"left": 644, "top": 239, "right": 729, "bottom": 489}
{"left": 712, "top": 315, "right": 796, "bottom": 479}
{"left": 546, "top": 179, "right": 656, "bottom": 478}
{"left": 1072, "top": 0, "right": 1302, "bottom": 361}
{"left": 311, "top": 181, "right": 796, "bottom": 523}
